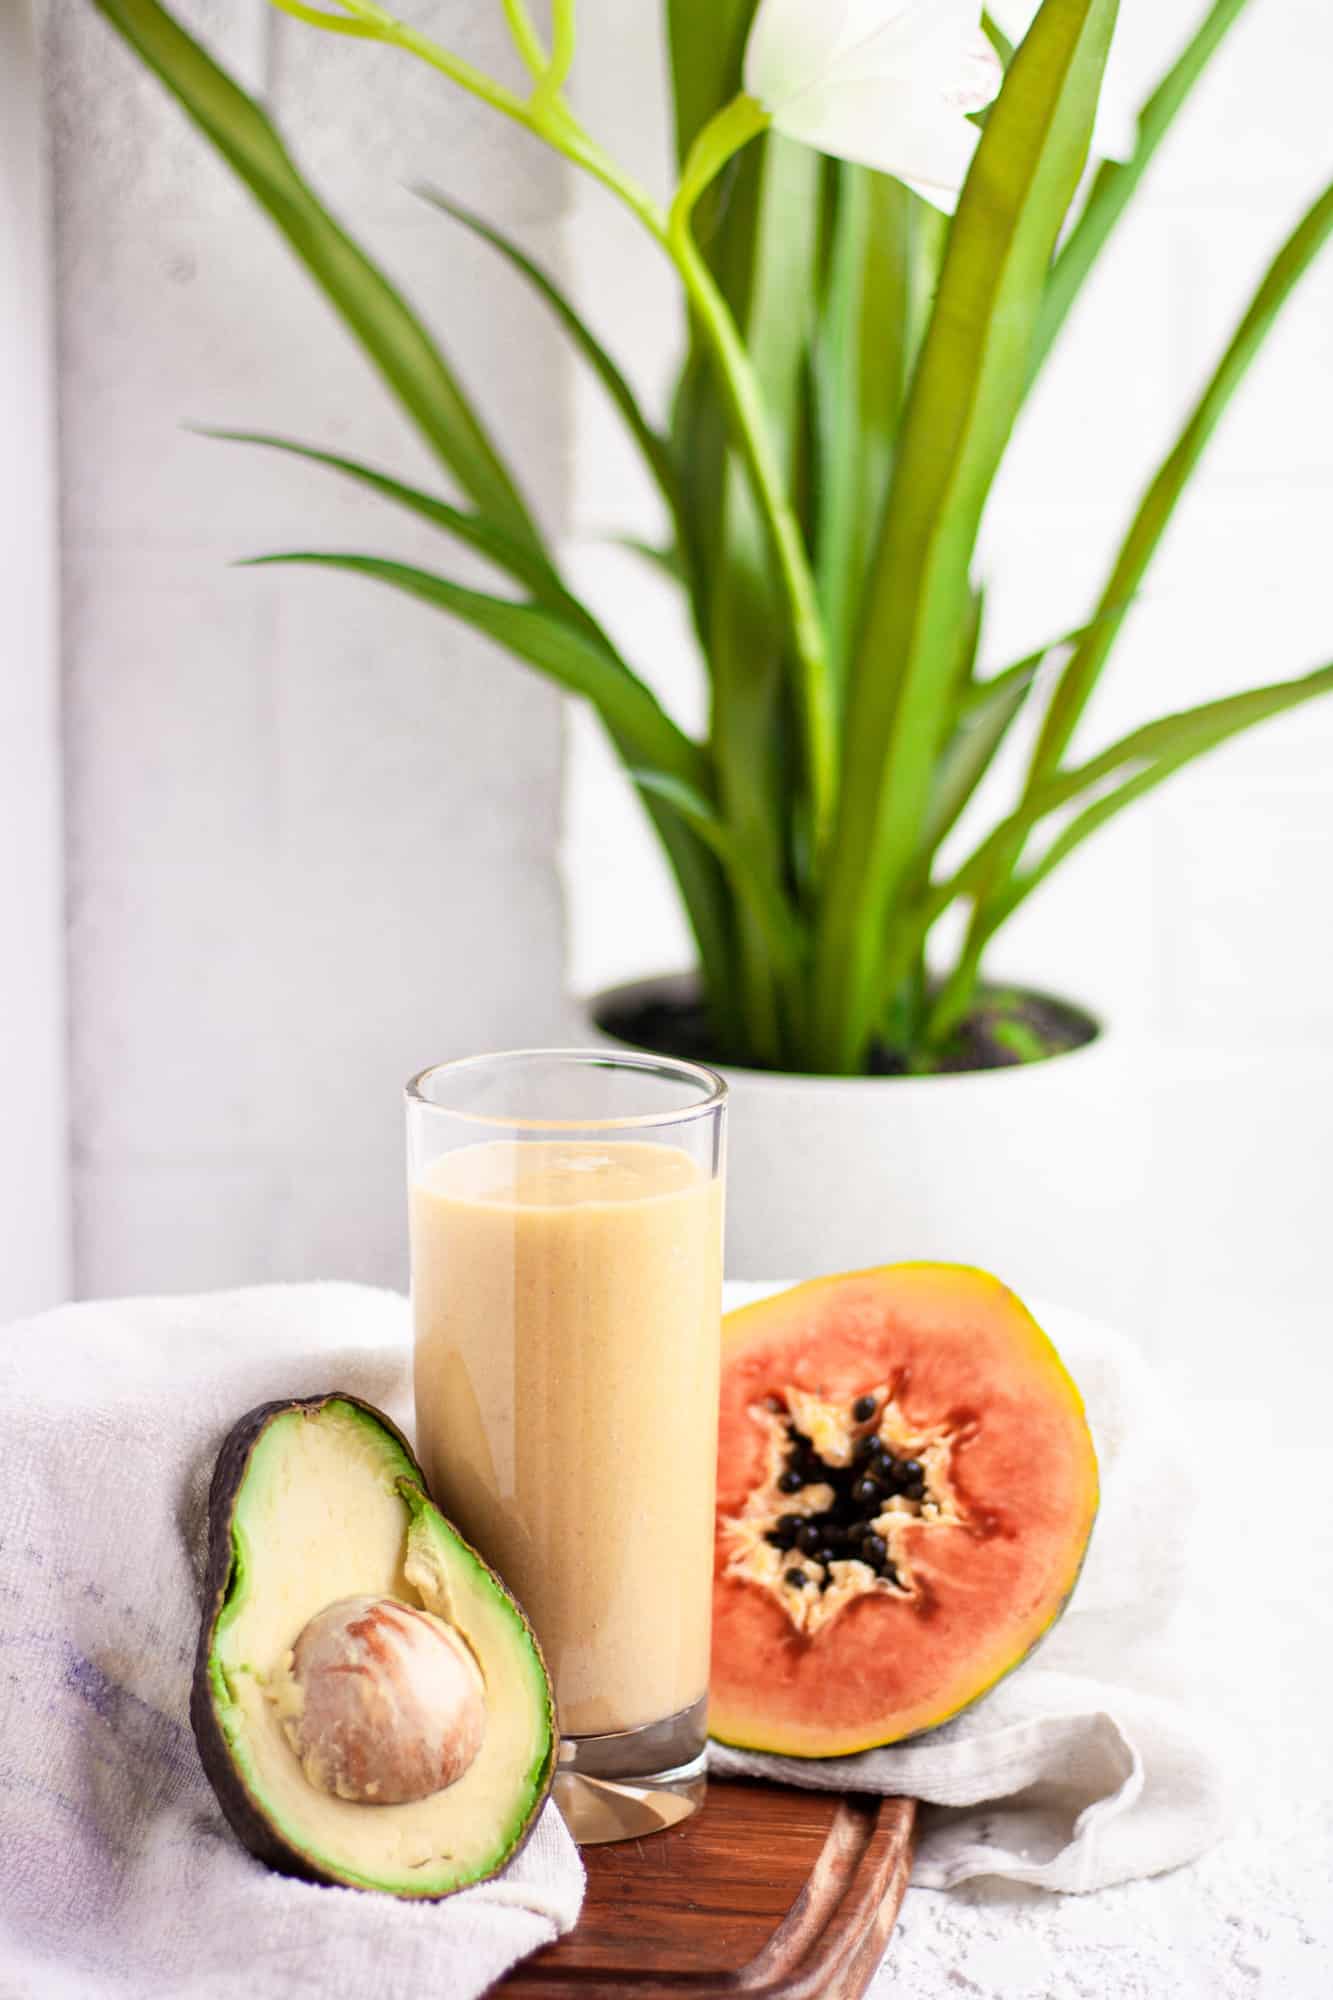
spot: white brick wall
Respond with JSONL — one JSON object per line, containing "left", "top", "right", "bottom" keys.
{"left": 561, "top": 0, "right": 1333, "bottom": 1347}
{"left": 46, "top": 0, "right": 572, "bottom": 1299}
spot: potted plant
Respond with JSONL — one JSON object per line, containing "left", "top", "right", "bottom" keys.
{"left": 96, "top": 0, "right": 1331, "bottom": 1306}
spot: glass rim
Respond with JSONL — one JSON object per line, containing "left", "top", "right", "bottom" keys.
{"left": 404, "top": 1046, "right": 728, "bottom": 1133}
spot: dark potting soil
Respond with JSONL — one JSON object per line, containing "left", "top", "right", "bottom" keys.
{"left": 596, "top": 984, "right": 1099, "bottom": 1079}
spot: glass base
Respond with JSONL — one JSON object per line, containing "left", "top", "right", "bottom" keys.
{"left": 553, "top": 1695, "right": 709, "bottom": 1845}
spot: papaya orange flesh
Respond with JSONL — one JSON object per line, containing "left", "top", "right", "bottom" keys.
{"left": 710, "top": 1264, "right": 1099, "bottom": 1757}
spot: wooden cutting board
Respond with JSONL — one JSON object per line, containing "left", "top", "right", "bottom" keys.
{"left": 501, "top": 1781, "right": 917, "bottom": 1999}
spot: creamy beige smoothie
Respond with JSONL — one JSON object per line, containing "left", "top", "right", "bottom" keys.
{"left": 411, "top": 1139, "right": 724, "bottom": 1739}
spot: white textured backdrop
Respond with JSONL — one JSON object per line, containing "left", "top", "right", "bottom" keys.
{"left": 41, "top": 0, "right": 574, "bottom": 1303}
{"left": 7, "top": 2, "right": 1332, "bottom": 1330}
{"left": 561, "top": 0, "right": 1333, "bottom": 1361}
{"left": 1, "top": 0, "right": 69, "bottom": 1318}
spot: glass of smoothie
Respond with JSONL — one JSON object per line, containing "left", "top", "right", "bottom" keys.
{"left": 406, "top": 1049, "right": 726, "bottom": 1844}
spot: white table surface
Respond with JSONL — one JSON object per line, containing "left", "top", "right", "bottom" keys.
{"left": 861, "top": 1297, "right": 1331, "bottom": 2000}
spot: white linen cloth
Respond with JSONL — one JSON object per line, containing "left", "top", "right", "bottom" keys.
{"left": 0, "top": 1283, "right": 584, "bottom": 2000}
{"left": 711, "top": 1283, "right": 1232, "bottom": 1895}
{"left": 0, "top": 1278, "right": 1229, "bottom": 1999}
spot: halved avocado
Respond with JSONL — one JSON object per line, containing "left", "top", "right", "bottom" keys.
{"left": 191, "top": 1393, "right": 556, "bottom": 1897}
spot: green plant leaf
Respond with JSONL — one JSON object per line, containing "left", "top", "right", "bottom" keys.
{"left": 665, "top": 0, "right": 757, "bottom": 165}
{"left": 1029, "top": 0, "right": 1252, "bottom": 383}
{"left": 1008, "top": 663, "right": 1333, "bottom": 953}
{"left": 269, "top": 2, "right": 381, "bottom": 36}
{"left": 196, "top": 428, "right": 570, "bottom": 604}
{"left": 90, "top": 0, "right": 541, "bottom": 548}
{"left": 92, "top": 0, "right": 742, "bottom": 1056}
{"left": 919, "top": 652, "right": 1039, "bottom": 858}
{"left": 414, "top": 188, "right": 688, "bottom": 551}
{"left": 982, "top": 11, "right": 1017, "bottom": 66}
{"left": 632, "top": 812, "right": 740, "bottom": 1054}
{"left": 811, "top": 0, "right": 1119, "bottom": 1074}
{"left": 908, "top": 656, "right": 1333, "bottom": 1050}
{"left": 242, "top": 552, "right": 708, "bottom": 789}
{"left": 666, "top": 0, "right": 805, "bottom": 667}
{"left": 243, "top": 530, "right": 737, "bottom": 1046}
{"left": 948, "top": 586, "right": 988, "bottom": 705}
{"left": 630, "top": 770, "right": 804, "bottom": 980}
{"left": 613, "top": 538, "right": 686, "bottom": 583}
{"left": 945, "top": 659, "right": 1333, "bottom": 933}
{"left": 813, "top": 168, "right": 916, "bottom": 685}
{"left": 668, "top": 354, "right": 722, "bottom": 643}
{"left": 915, "top": 604, "right": 1154, "bottom": 888}
{"left": 1030, "top": 176, "right": 1333, "bottom": 783}
{"left": 706, "top": 134, "right": 820, "bottom": 763}
{"left": 703, "top": 132, "right": 821, "bottom": 1060}
{"left": 1062, "top": 659, "right": 1333, "bottom": 801}
{"left": 667, "top": 121, "right": 810, "bottom": 669}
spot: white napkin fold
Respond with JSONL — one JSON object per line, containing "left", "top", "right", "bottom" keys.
{"left": 710, "top": 1284, "right": 1232, "bottom": 1893}
{"left": 0, "top": 1283, "right": 584, "bottom": 2000}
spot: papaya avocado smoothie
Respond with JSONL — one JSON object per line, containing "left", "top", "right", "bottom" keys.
{"left": 406, "top": 1052, "right": 727, "bottom": 1843}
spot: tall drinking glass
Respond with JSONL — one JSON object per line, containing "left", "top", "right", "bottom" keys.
{"left": 406, "top": 1050, "right": 726, "bottom": 1843}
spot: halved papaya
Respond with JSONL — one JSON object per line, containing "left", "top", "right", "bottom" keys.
{"left": 710, "top": 1264, "right": 1098, "bottom": 1756}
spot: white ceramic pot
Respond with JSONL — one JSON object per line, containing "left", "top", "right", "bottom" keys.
{"left": 590, "top": 974, "right": 1152, "bottom": 1329}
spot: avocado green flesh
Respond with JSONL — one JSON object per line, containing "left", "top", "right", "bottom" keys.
{"left": 209, "top": 1399, "right": 552, "bottom": 1897}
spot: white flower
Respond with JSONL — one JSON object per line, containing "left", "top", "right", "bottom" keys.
{"left": 987, "top": 0, "right": 1137, "bottom": 159}
{"left": 743, "top": 0, "right": 1002, "bottom": 212}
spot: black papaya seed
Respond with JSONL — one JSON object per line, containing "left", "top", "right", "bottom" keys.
{"left": 851, "top": 1475, "right": 882, "bottom": 1509}
{"left": 852, "top": 1394, "right": 877, "bottom": 1422}
{"left": 784, "top": 1568, "right": 808, "bottom": 1590}
{"left": 860, "top": 1532, "right": 888, "bottom": 1567}
{"left": 796, "top": 1522, "right": 822, "bottom": 1554}
{"left": 777, "top": 1468, "right": 805, "bottom": 1493}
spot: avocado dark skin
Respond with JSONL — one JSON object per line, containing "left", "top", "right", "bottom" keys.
{"left": 190, "top": 1392, "right": 556, "bottom": 1896}
{"left": 190, "top": 1393, "right": 361, "bottom": 1887}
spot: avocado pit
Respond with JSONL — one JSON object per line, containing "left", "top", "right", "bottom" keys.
{"left": 273, "top": 1593, "right": 486, "bottom": 1805}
